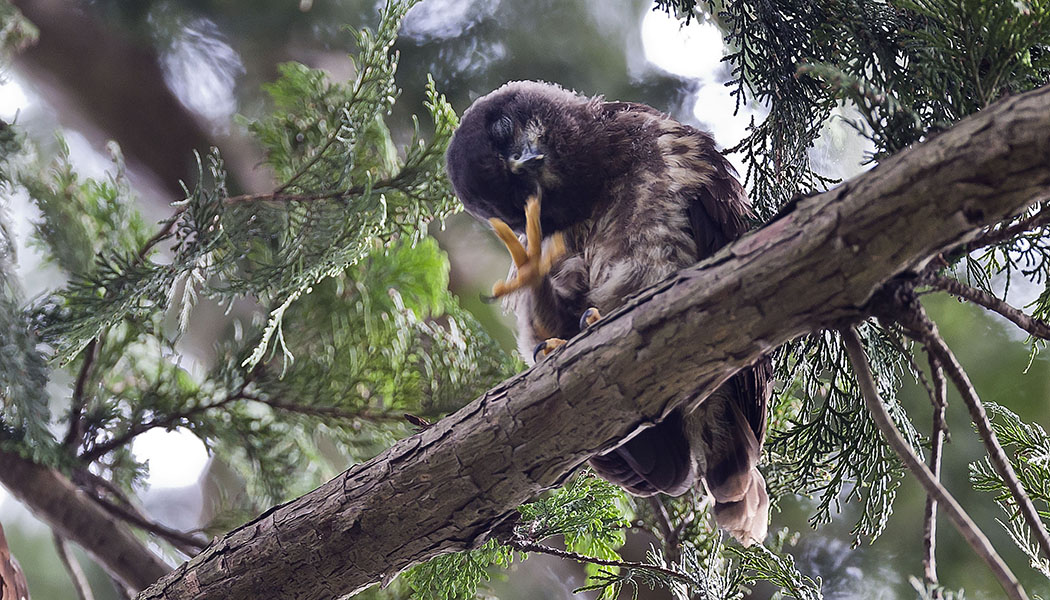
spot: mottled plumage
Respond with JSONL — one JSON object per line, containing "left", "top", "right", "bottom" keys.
{"left": 446, "top": 81, "right": 771, "bottom": 546}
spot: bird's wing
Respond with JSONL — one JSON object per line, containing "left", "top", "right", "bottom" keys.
{"left": 600, "top": 100, "right": 669, "bottom": 119}
{"left": 684, "top": 141, "right": 751, "bottom": 256}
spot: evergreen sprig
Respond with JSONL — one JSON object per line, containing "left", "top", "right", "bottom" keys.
{"left": 769, "top": 325, "right": 917, "bottom": 545}
{"left": 970, "top": 403, "right": 1050, "bottom": 578}
{"left": 0, "top": 122, "right": 54, "bottom": 463}
{"left": 5, "top": 0, "right": 507, "bottom": 525}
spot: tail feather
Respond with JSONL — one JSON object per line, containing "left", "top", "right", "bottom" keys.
{"left": 703, "top": 403, "right": 761, "bottom": 503}
{"left": 711, "top": 467, "right": 769, "bottom": 547}
{"left": 688, "top": 369, "right": 771, "bottom": 546}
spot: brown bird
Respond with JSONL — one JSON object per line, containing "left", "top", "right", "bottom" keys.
{"left": 446, "top": 81, "right": 771, "bottom": 545}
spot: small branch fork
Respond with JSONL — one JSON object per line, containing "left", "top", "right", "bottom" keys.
{"left": 899, "top": 301, "right": 1050, "bottom": 563}
{"left": 506, "top": 538, "right": 699, "bottom": 589}
{"left": 840, "top": 326, "right": 1028, "bottom": 600}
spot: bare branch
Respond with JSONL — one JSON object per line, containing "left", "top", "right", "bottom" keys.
{"left": 923, "top": 354, "right": 947, "bottom": 598}
{"left": 54, "top": 533, "right": 96, "bottom": 600}
{"left": 840, "top": 327, "right": 1027, "bottom": 600}
{"left": 924, "top": 273, "right": 1050, "bottom": 340}
{"left": 64, "top": 338, "right": 100, "bottom": 449}
{"left": 507, "top": 539, "right": 699, "bottom": 588}
{"left": 966, "top": 202, "right": 1050, "bottom": 251}
{"left": 904, "top": 304, "right": 1050, "bottom": 562}
{"left": 0, "top": 450, "right": 170, "bottom": 592}
{"left": 89, "top": 493, "right": 208, "bottom": 555}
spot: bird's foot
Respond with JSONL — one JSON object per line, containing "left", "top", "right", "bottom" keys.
{"left": 488, "top": 196, "right": 566, "bottom": 299}
{"left": 579, "top": 307, "right": 602, "bottom": 330}
{"left": 533, "top": 338, "right": 567, "bottom": 362}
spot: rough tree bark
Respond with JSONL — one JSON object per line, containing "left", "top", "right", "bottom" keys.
{"left": 126, "top": 84, "right": 1050, "bottom": 599}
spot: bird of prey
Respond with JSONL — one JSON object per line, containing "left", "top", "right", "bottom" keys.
{"left": 446, "top": 81, "right": 771, "bottom": 546}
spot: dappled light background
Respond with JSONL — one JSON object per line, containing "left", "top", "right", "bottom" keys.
{"left": 1, "top": 1, "right": 1048, "bottom": 599}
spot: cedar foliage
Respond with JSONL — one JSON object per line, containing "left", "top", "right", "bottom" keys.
{"left": 1, "top": 0, "right": 1050, "bottom": 598}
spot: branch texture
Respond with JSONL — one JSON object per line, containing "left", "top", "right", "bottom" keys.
{"left": 136, "top": 85, "right": 1050, "bottom": 599}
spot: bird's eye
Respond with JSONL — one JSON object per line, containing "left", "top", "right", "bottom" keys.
{"left": 490, "top": 115, "right": 513, "bottom": 144}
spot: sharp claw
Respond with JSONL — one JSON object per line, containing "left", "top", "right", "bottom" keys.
{"left": 532, "top": 341, "right": 548, "bottom": 363}
{"left": 579, "top": 307, "right": 602, "bottom": 330}
{"left": 532, "top": 338, "right": 566, "bottom": 362}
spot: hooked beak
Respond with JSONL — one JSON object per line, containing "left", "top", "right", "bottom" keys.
{"left": 508, "top": 141, "right": 545, "bottom": 175}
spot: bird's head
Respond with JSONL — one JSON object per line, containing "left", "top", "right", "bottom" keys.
{"left": 446, "top": 81, "right": 611, "bottom": 234}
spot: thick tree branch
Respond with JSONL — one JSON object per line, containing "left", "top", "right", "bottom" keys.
{"left": 0, "top": 450, "right": 171, "bottom": 592}
{"left": 841, "top": 327, "right": 1026, "bottom": 600}
{"left": 133, "top": 83, "right": 1050, "bottom": 600}
{"left": 903, "top": 303, "right": 1050, "bottom": 562}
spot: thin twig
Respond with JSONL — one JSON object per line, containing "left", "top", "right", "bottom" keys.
{"left": 273, "top": 130, "right": 342, "bottom": 194}
{"left": 507, "top": 539, "right": 698, "bottom": 588}
{"left": 923, "top": 354, "right": 947, "bottom": 599}
{"left": 925, "top": 274, "right": 1050, "bottom": 340}
{"left": 73, "top": 468, "right": 208, "bottom": 555}
{"left": 224, "top": 171, "right": 413, "bottom": 205}
{"left": 53, "top": 533, "right": 96, "bottom": 600}
{"left": 905, "top": 306, "right": 1050, "bottom": 562}
{"left": 223, "top": 190, "right": 348, "bottom": 204}
{"left": 966, "top": 203, "right": 1050, "bottom": 251}
{"left": 89, "top": 492, "right": 208, "bottom": 554}
{"left": 136, "top": 213, "right": 181, "bottom": 262}
{"left": 246, "top": 395, "right": 407, "bottom": 423}
{"left": 80, "top": 391, "right": 245, "bottom": 463}
{"left": 64, "top": 338, "right": 100, "bottom": 449}
{"left": 67, "top": 211, "right": 180, "bottom": 450}
{"left": 840, "top": 326, "right": 1028, "bottom": 600}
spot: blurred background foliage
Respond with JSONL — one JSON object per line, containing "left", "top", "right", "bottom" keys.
{"left": 0, "top": 0, "right": 1048, "bottom": 599}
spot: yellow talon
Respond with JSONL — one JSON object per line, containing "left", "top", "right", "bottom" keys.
{"left": 489, "top": 196, "right": 566, "bottom": 298}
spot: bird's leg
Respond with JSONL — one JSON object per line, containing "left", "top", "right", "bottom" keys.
{"left": 488, "top": 196, "right": 566, "bottom": 298}
{"left": 536, "top": 308, "right": 601, "bottom": 362}
{"left": 579, "top": 307, "right": 602, "bottom": 330}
